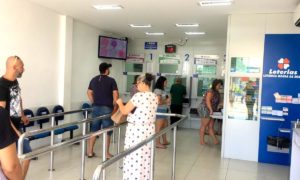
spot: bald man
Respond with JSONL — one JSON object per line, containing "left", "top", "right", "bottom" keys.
{"left": 0, "top": 56, "right": 31, "bottom": 179}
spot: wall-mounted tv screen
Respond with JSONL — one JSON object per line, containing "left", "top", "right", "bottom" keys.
{"left": 98, "top": 36, "right": 128, "bottom": 60}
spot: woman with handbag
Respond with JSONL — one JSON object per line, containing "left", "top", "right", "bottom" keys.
{"left": 116, "top": 73, "right": 157, "bottom": 180}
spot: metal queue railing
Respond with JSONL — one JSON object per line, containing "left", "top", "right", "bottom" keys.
{"left": 17, "top": 108, "right": 125, "bottom": 180}
{"left": 92, "top": 113, "right": 187, "bottom": 180}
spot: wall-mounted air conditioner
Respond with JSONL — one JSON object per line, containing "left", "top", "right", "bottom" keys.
{"left": 294, "top": 3, "right": 300, "bottom": 27}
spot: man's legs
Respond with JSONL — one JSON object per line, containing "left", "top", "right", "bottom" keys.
{"left": 98, "top": 106, "right": 114, "bottom": 159}
{"left": 22, "top": 159, "right": 30, "bottom": 178}
{"left": 87, "top": 106, "right": 102, "bottom": 157}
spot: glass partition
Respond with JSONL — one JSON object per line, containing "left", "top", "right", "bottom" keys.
{"left": 228, "top": 77, "right": 260, "bottom": 120}
{"left": 159, "top": 64, "right": 179, "bottom": 74}
{"left": 195, "top": 65, "right": 216, "bottom": 75}
{"left": 125, "top": 63, "right": 143, "bottom": 73}
{"left": 126, "top": 75, "right": 137, "bottom": 92}
{"left": 164, "top": 75, "right": 187, "bottom": 93}
{"left": 197, "top": 77, "right": 215, "bottom": 97}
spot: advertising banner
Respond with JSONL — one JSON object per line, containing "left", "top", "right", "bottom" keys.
{"left": 259, "top": 34, "right": 300, "bottom": 165}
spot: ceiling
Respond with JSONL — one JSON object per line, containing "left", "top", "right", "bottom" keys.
{"left": 28, "top": 0, "right": 300, "bottom": 41}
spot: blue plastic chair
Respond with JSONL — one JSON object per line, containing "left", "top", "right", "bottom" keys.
{"left": 36, "top": 107, "right": 50, "bottom": 129}
{"left": 22, "top": 109, "right": 35, "bottom": 132}
{"left": 82, "top": 103, "right": 91, "bottom": 117}
{"left": 53, "top": 105, "right": 78, "bottom": 139}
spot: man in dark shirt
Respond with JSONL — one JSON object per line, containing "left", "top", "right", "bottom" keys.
{"left": 0, "top": 56, "right": 31, "bottom": 179}
{"left": 87, "top": 62, "right": 119, "bottom": 159}
{"left": 0, "top": 107, "right": 23, "bottom": 180}
{"left": 170, "top": 78, "right": 187, "bottom": 124}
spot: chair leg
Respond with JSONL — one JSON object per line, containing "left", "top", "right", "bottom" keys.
{"left": 70, "top": 130, "right": 74, "bottom": 139}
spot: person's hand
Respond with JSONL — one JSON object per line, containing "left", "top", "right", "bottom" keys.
{"left": 21, "top": 115, "right": 30, "bottom": 125}
{"left": 209, "top": 109, "right": 213, "bottom": 115}
{"left": 116, "top": 98, "right": 122, "bottom": 105}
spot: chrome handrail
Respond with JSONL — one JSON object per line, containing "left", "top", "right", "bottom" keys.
{"left": 92, "top": 113, "right": 187, "bottom": 180}
{"left": 18, "top": 113, "right": 111, "bottom": 155}
{"left": 18, "top": 122, "right": 126, "bottom": 160}
{"left": 27, "top": 108, "right": 93, "bottom": 122}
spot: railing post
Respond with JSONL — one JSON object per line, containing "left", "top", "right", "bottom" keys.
{"left": 80, "top": 110, "right": 88, "bottom": 180}
{"left": 102, "top": 132, "right": 107, "bottom": 180}
{"left": 150, "top": 140, "right": 155, "bottom": 180}
{"left": 117, "top": 126, "right": 121, "bottom": 154}
{"left": 171, "top": 126, "right": 177, "bottom": 180}
{"left": 49, "top": 116, "right": 55, "bottom": 171}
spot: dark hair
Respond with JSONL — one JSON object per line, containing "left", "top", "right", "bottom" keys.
{"left": 99, "top": 62, "right": 112, "bottom": 74}
{"left": 137, "top": 73, "right": 154, "bottom": 87}
{"left": 133, "top": 75, "right": 139, "bottom": 84}
{"left": 154, "top": 76, "right": 167, "bottom": 90}
{"left": 211, "top": 79, "right": 223, "bottom": 91}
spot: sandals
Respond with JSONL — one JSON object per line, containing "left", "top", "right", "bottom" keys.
{"left": 156, "top": 144, "right": 166, "bottom": 149}
{"left": 162, "top": 142, "right": 170, "bottom": 145}
{"left": 87, "top": 152, "right": 96, "bottom": 158}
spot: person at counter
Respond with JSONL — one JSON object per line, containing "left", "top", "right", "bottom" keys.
{"left": 198, "top": 79, "right": 223, "bottom": 145}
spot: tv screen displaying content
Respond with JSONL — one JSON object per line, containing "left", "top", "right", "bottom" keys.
{"left": 98, "top": 36, "right": 128, "bottom": 60}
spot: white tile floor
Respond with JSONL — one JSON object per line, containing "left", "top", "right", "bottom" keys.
{"left": 26, "top": 129, "right": 290, "bottom": 180}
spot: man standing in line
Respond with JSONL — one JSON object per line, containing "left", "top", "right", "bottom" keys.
{"left": 170, "top": 77, "right": 187, "bottom": 124}
{"left": 0, "top": 56, "right": 31, "bottom": 179}
{"left": 87, "top": 62, "right": 119, "bottom": 159}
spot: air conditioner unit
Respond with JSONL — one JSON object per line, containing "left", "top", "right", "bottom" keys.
{"left": 294, "top": 3, "right": 300, "bottom": 27}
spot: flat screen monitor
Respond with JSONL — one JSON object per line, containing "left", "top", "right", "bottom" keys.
{"left": 98, "top": 36, "right": 128, "bottom": 60}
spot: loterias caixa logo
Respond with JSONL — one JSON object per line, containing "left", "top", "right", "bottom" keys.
{"left": 263, "top": 58, "right": 299, "bottom": 79}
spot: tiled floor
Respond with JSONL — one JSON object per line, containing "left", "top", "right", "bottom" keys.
{"left": 26, "top": 128, "right": 290, "bottom": 180}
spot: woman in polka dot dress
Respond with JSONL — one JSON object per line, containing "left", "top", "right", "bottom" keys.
{"left": 116, "top": 73, "right": 158, "bottom": 180}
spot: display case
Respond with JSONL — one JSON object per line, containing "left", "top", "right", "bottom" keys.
{"left": 227, "top": 77, "right": 260, "bottom": 121}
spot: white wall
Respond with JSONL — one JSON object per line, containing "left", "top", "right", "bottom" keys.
{"left": 0, "top": 0, "right": 63, "bottom": 109}
{"left": 223, "top": 13, "right": 300, "bottom": 161}
{"left": 70, "top": 20, "right": 125, "bottom": 112}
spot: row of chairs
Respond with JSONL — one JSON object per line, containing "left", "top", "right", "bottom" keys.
{"left": 22, "top": 105, "right": 80, "bottom": 141}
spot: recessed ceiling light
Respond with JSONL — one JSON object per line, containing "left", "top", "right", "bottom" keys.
{"left": 198, "top": 0, "right": 233, "bottom": 7}
{"left": 129, "top": 24, "right": 152, "bottom": 28}
{"left": 185, "top": 32, "right": 205, "bottom": 35}
{"left": 176, "top": 23, "right": 199, "bottom": 27}
{"left": 93, "top": 4, "right": 123, "bottom": 10}
{"left": 145, "top": 32, "right": 164, "bottom": 36}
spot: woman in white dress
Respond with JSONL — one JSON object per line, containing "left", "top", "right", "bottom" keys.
{"left": 116, "top": 73, "right": 158, "bottom": 180}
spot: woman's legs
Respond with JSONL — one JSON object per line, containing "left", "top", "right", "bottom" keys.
{"left": 208, "top": 119, "right": 219, "bottom": 144}
{"left": 162, "top": 120, "right": 169, "bottom": 145}
{"left": 155, "top": 119, "right": 166, "bottom": 148}
{"left": 200, "top": 118, "right": 210, "bottom": 145}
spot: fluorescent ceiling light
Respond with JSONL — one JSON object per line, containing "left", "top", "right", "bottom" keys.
{"left": 198, "top": 0, "right": 233, "bottom": 6}
{"left": 93, "top": 4, "right": 123, "bottom": 10}
{"left": 129, "top": 24, "right": 152, "bottom": 28}
{"left": 145, "top": 32, "right": 164, "bottom": 36}
{"left": 176, "top": 23, "right": 199, "bottom": 27}
{"left": 185, "top": 32, "right": 205, "bottom": 35}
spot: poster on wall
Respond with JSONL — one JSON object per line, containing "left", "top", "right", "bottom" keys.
{"left": 126, "top": 54, "right": 145, "bottom": 63}
{"left": 159, "top": 54, "right": 180, "bottom": 64}
{"left": 258, "top": 34, "right": 300, "bottom": 166}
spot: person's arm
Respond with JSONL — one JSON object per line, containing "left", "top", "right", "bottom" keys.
{"left": 0, "top": 101, "right": 6, "bottom": 109}
{"left": 20, "top": 99, "right": 29, "bottom": 125}
{"left": 0, "top": 101, "right": 21, "bottom": 136}
{"left": 113, "top": 90, "right": 119, "bottom": 111}
{"left": 0, "top": 143, "right": 23, "bottom": 180}
{"left": 116, "top": 98, "right": 135, "bottom": 115}
{"left": 206, "top": 92, "right": 213, "bottom": 115}
{"left": 87, "top": 89, "right": 94, "bottom": 104}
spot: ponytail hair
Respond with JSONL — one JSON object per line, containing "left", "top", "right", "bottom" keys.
{"left": 137, "top": 73, "right": 154, "bottom": 87}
